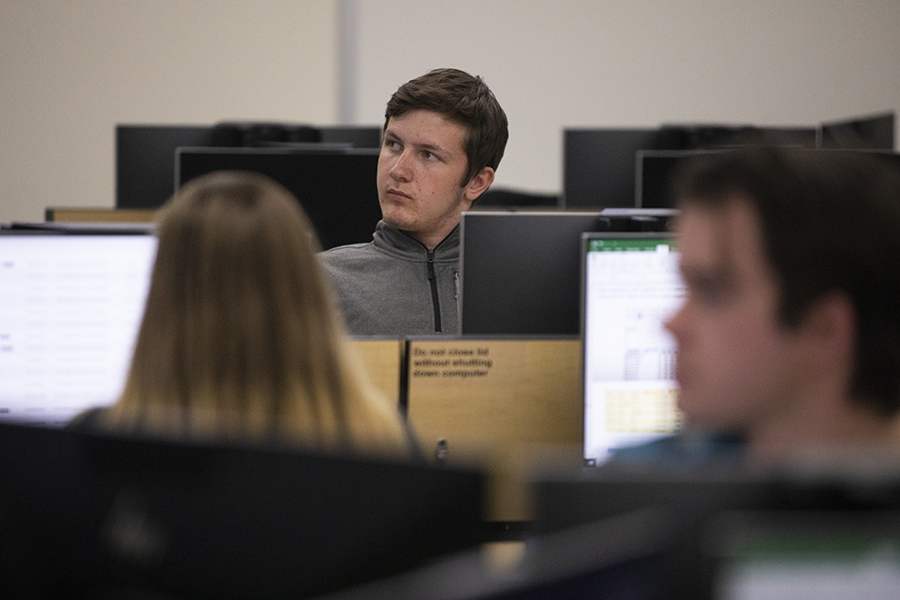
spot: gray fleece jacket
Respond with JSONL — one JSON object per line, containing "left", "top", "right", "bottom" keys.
{"left": 319, "top": 220, "right": 460, "bottom": 336}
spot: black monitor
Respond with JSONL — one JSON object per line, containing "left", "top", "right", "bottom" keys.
{"left": 820, "top": 112, "right": 895, "bottom": 150}
{"left": 459, "top": 211, "right": 607, "bottom": 336}
{"left": 638, "top": 148, "right": 900, "bottom": 209}
{"left": 563, "top": 126, "right": 817, "bottom": 210}
{"left": 563, "top": 128, "right": 685, "bottom": 209}
{"left": 636, "top": 149, "right": 719, "bottom": 209}
{"left": 0, "top": 421, "right": 487, "bottom": 599}
{"left": 115, "top": 123, "right": 382, "bottom": 212}
{"left": 534, "top": 464, "right": 900, "bottom": 600}
{"left": 116, "top": 125, "right": 221, "bottom": 209}
{"left": 176, "top": 147, "right": 381, "bottom": 250}
{"left": 458, "top": 210, "right": 674, "bottom": 336}
{"left": 0, "top": 226, "right": 156, "bottom": 426}
{"left": 318, "top": 125, "right": 382, "bottom": 148}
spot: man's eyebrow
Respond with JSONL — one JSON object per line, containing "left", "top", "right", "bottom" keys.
{"left": 383, "top": 130, "right": 450, "bottom": 156}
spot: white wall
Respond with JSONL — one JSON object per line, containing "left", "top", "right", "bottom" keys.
{"left": 0, "top": 0, "right": 339, "bottom": 222}
{"left": 2, "top": 1, "right": 899, "bottom": 222}
{"left": 351, "top": 0, "right": 900, "bottom": 195}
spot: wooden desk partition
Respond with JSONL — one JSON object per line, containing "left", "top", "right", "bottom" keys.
{"left": 406, "top": 337, "right": 583, "bottom": 521}
{"left": 349, "top": 338, "right": 405, "bottom": 407}
{"left": 45, "top": 208, "right": 157, "bottom": 223}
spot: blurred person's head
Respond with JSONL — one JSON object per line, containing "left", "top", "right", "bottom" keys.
{"left": 105, "top": 171, "right": 408, "bottom": 455}
{"left": 665, "top": 147, "right": 900, "bottom": 451}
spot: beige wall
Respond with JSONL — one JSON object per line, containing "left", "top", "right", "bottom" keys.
{"left": 2, "top": 0, "right": 899, "bottom": 221}
{"left": 352, "top": 0, "right": 900, "bottom": 195}
{"left": 0, "top": 1, "right": 339, "bottom": 222}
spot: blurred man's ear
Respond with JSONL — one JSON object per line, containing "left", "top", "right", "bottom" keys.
{"left": 800, "top": 291, "right": 856, "bottom": 366}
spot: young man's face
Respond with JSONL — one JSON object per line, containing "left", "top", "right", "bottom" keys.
{"left": 665, "top": 199, "right": 812, "bottom": 434}
{"left": 377, "top": 109, "right": 492, "bottom": 248}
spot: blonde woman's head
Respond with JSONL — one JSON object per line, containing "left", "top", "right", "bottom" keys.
{"left": 108, "top": 171, "right": 408, "bottom": 455}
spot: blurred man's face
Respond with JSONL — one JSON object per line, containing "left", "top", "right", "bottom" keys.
{"left": 665, "top": 199, "right": 810, "bottom": 434}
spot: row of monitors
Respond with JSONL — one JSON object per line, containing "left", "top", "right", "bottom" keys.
{"left": 564, "top": 112, "right": 896, "bottom": 208}
{"left": 117, "top": 117, "right": 895, "bottom": 251}
{"left": 7, "top": 393, "right": 900, "bottom": 599}
{"left": 0, "top": 213, "right": 679, "bottom": 466}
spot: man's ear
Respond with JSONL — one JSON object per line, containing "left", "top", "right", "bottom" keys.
{"left": 800, "top": 292, "right": 856, "bottom": 363}
{"left": 464, "top": 167, "right": 495, "bottom": 203}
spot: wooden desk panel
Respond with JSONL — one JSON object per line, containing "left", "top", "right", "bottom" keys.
{"left": 46, "top": 208, "right": 157, "bottom": 223}
{"left": 349, "top": 338, "right": 404, "bottom": 407}
{"left": 406, "top": 338, "right": 583, "bottom": 521}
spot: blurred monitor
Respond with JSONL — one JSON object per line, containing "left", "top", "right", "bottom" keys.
{"left": 319, "top": 125, "right": 382, "bottom": 148}
{"left": 534, "top": 467, "right": 900, "bottom": 600}
{"left": 820, "top": 112, "right": 895, "bottom": 150}
{"left": 0, "top": 227, "right": 156, "bottom": 425}
{"left": 636, "top": 149, "right": 720, "bottom": 209}
{"left": 0, "top": 422, "right": 487, "bottom": 599}
{"left": 176, "top": 147, "right": 381, "bottom": 250}
{"left": 581, "top": 231, "right": 684, "bottom": 466}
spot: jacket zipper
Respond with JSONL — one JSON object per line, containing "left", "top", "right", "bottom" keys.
{"left": 426, "top": 250, "right": 442, "bottom": 333}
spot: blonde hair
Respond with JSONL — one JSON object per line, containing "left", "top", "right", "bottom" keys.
{"left": 103, "top": 171, "right": 409, "bottom": 456}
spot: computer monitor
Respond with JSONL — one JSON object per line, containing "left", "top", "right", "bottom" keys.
{"left": 459, "top": 211, "right": 676, "bottom": 336}
{"left": 563, "top": 128, "right": 685, "bottom": 209}
{"left": 0, "top": 227, "right": 156, "bottom": 426}
{"left": 638, "top": 148, "right": 900, "bottom": 209}
{"left": 533, "top": 464, "right": 900, "bottom": 600}
{"left": 636, "top": 149, "right": 720, "bottom": 209}
{"left": 116, "top": 125, "right": 221, "bottom": 209}
{"left": 563, "top": 126, "right": 817, "bottom": 210}
{"left": 581, "top": 231, "right": 684, "bottom": 466}
{"left": 459, "top": 211, "right": 608, "bottom": 336}
{"left": 820, "top": 112, "right": 895, "bottom": 150}
{"left": 0, "top": 421, "right": 487, "bottom": 599}
{"left": 176, "top": 147, "right": 381, "bottom": 250}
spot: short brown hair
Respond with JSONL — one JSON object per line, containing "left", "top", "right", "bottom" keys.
{"left": 385, "top": 68, "right": 508, "bottom": 186}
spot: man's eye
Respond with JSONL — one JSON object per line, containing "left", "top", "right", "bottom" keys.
{"left": 691, "top": 282, "right": 727, "bottom": 307}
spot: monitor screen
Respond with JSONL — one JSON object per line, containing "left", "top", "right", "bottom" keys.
{"left": 581, "top": 232, "right": 684, "bottom": 465}
{"left": 0, "top": 230, "right": 156, "bottom": 425}
{"left": 176, "top": 147, "right": 381, "bottom": 250}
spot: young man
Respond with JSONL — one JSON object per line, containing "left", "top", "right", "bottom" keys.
{"left": 616, "top": 147, "right": 900, "bottom": 467}
{"left": 320, "top": 68, "right": 508, "bottom": 336}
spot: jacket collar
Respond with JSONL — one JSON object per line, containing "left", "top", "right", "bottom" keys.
{"left": 373, "top": 220, "right": 460, "bottom": 261}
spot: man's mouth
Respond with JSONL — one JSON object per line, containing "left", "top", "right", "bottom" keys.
{"left": 385, "top": 188, "right": 411, "bottom": 200}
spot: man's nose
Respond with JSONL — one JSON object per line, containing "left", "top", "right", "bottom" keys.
{"left": 389, "top": 151, "right": 412, "bottom": 181}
